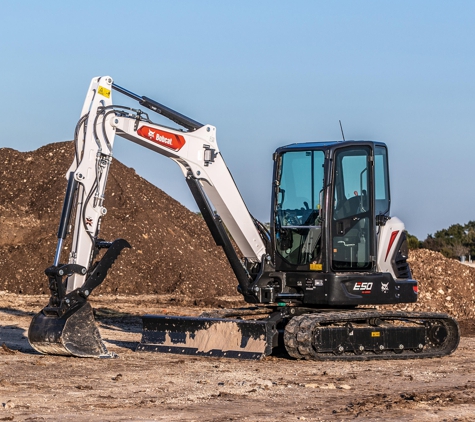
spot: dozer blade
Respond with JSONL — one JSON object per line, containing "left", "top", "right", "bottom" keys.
{"left": 28, "top": 302, "right": 114, "bottom": 358}
{"left": 137, "top": 315, "right": 276, "bottom": 359}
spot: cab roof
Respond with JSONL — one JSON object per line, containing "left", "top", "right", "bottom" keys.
{"left": 275, "top": 140, "right": 387, "bottom": 154}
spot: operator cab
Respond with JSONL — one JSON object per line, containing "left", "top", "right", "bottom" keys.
{"left": 272, "top": 141, "right": 390, "bottom": 274}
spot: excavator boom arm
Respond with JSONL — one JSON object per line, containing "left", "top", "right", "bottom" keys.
{"left": 63, "top": 76, "right": 266, "bottom": 293}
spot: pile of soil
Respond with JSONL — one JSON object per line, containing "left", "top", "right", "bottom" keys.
{"left": 1, "top": 142, "right": 474, "bottom": 318}
{"left": 399, "top": 248, "right": 475, "bottom": 320}
{"left": 0, "top": 141, "right": 238, "bottom": 301}
{"left": 367, "top": 250, "right": 475, "bottom": 321}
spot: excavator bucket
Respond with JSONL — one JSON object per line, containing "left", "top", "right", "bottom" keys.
{"left": 137, "top": 314, "right": 277, "bottom": 359}
{"left": 28, "top": 239, "right": 130, "bottom": 358}
{"left": 28, "top": 301, "right": 114, "bottom": 358}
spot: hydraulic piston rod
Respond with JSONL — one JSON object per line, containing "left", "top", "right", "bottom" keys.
{"left": 111, "top": 83, "right": 203, "bottom": 131}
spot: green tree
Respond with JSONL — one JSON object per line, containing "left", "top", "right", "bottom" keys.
{"left": 422, "top": 221, "right": 475, "bottom": 259}
{"left": 406, "top": 232, "right": 421, "bottom": 250}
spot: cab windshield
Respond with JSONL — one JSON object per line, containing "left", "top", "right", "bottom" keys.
{"left": 275, "top": 150, "right": 324, "bottom": 266}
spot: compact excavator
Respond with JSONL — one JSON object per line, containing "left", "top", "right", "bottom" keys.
{"left": 28, "top": 76, "right": 460, "bottom": 360}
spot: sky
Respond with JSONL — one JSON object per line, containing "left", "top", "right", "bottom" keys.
{"left": 0, "top": 1, "right": 473, "bottom": 240}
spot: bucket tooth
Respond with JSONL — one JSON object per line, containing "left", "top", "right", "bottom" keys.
{"left": 137, "top": 315, "right": 276, "bottom": 359}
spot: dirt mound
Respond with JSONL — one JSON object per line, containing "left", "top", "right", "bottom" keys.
{"left": 0, "top": 141, "right": 239, "bottom": 300}
{"left": 411, "top": 249, "right": 475, "bottom": 318}
{"left": 383, "top": 249, "right": 475, "bottom": 319}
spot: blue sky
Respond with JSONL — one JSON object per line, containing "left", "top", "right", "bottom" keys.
{"left": 0, "top": 1, "right": 473, "bottom": 240}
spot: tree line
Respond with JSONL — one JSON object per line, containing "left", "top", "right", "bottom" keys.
{"left": 407, "top": 221, "right": 475, "bottom": 259}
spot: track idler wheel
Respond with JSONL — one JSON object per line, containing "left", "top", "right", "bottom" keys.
{"left": 429, "top": 323, "right": 449, "bottom": 345}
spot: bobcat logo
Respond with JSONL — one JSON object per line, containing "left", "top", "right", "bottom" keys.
{"left": 381, "top": 282, "right": 389, "bottom": 293}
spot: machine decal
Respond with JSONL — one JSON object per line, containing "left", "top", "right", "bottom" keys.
{"left": 353, "top": 282, "right": 373, "bottom": 294}
{"left": 384, "top": 230, "right": 400, "bottom": 261}
{"left": 137, "top": 126, "right": 186, "bottom": 151}
{"left": 371, "top": 331, "right": 381, "bottom": 337}
{"left": 98, "top": 86, "right": 111, "bottom": 98}
{"left": 381, "top": 282, "right": 389, "bottom": 293}
{"left": 310, "top": 263, "right": 322, "bottom": 271}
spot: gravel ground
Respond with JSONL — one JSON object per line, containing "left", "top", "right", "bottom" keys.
{"left": 1, "top": 293, "right": 475, "bottom": 422}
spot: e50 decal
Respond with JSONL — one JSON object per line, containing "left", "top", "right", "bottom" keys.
{"left": 353, "top": 282, "right": 373, "bottom": 294}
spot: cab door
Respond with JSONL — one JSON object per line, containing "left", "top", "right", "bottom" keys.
{"left": 331, "top": 145, "right": 374, "bottom": 271}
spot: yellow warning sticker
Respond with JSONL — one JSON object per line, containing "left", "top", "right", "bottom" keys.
{"left": 310, "top": 263, "right": 322, "bottom": 271}
{"left": 98, "top": 86, "right": 111, "bottom": 98}
{"left": 371, "top": 332, "right": 381, "bottom": 337}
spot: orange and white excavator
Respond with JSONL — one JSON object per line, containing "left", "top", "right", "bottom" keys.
{"left": 28, "top": 76, "right": 459, "bottom": 360}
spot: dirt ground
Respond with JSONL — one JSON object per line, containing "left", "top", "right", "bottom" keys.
{"left": 1, "top": 293, "right": 475, "bottom": 422}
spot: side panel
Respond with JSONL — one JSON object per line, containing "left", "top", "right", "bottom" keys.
{"left": 283, "top": 271, "right": 417, "bottom": 306}
{"left": 377, "top": 217, "right": 412, "bottom": 279}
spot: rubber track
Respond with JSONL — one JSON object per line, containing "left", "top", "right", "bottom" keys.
{"left": 283, "top": 310, "right": 460, "bottom": 361}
